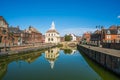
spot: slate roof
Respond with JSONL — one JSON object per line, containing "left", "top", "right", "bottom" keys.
{"left": 105, "top": 29, "right": 118, "bottom": 34}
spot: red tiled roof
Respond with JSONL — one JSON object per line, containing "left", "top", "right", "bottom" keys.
{"left": 109, "top": 25, "right": 117, "bottom": 30}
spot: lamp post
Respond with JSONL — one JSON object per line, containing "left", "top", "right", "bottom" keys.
{"left": 96, "top": 25, "right": 103, "bottom": 47}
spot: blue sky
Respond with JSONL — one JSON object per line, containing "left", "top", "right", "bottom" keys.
{"left": 0, "top": 0, "right": 120, "bottom": 36}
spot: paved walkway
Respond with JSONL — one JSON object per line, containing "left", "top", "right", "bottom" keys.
{"left": 80, "top": 45, "right": 120, "bottom": 57}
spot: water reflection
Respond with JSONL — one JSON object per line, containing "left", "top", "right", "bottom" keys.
{"left": 78, "top": 50, "right": 120, "bottom": 80}
{"left": 63, "top": 49, "right": 77, "bottom": 55}
{"left": 0, "top": 63, "right": 7, "bottom": 80}
{"left": 45, "top": 48, "right": 60, "bottom": 69}
{"left": 0, "top": 51, "right": 42, "bottom": 80}
{"left": 0, "top": 47, "right": 120, "bottom": 80}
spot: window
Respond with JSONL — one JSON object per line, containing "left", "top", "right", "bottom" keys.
{"left": 118, "top": 35, "right": 120, "bottom": 38}
{"left": 107, "top": 35, "right": 111, "bottom": 39}
{"left": 51, "top": 38, "right": 53, "bottom": 41}
{"left": 106, "top": 40, "right": 111, "bottom": 43}
{"left": 51, "top": 50, "right": 53, "bottom": 53}
{"left": 116, "top": 40, "right": 119, "bottom": 43}
{"left": 118, "top": 30, "right": 120, "bottom": 34}
{"left": 108, "top": 40, "right": 111, "bottom": 43}
{"left": 2, "top": 30, "right": 6, "bottom": 34}
{"left": 48, "top": 38, "right": 50, "bottom": 41}
{"left": 51, "top": 34, "right": 53, "bottom": 36}
{"left": 48, "top": 50, "right": 50, "bottom": 53}
{"left": 107, "top": 30, "right": 111, "bottom": 34}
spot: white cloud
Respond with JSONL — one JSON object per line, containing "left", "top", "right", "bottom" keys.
{"left": 117, "top": 15, "right": 120, "bottom": 19}
{"left": 59, "top": 27, "right": 96, "bottom": 36}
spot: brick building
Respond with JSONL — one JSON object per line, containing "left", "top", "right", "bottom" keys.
{"left": 25, "top": 26, "right": 42, "bottom": 44}
{"left": 0, "top": 16, "right": 12, "bottom": 46}
{"left": 101, "top": 25, "right": 120, "bottom": 49}
{"left": 9, "top": 26, "right": 24, "bottom": 45}
{"left": 102, "top": 25, "right": 120, "bottom": 43}
{"left": 82, "top": 32, "right": 91, "bottom": 44}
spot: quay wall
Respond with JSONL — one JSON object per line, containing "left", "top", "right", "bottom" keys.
{"left": 0, "top": 44, "right": 58, "bottom": 56}
{"left": 77, "top": 45, "right": 120, "bottom": 75}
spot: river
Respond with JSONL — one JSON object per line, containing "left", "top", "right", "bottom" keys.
{"left": 0, "top": 47, "right": 120, "bottom": 80}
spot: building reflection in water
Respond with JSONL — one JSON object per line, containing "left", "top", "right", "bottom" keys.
{"left": 0, "top": 51, "right": 42, "bottom": 79}
{"left": 45, "top": 48, "right": 60, "bottom": 69}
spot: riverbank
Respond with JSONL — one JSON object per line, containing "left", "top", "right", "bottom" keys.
{"left": 0, "top": 43, "right": 58, "bottom": 56}
{"left": 77, "top": 44, "right": 120, "bottom": 76}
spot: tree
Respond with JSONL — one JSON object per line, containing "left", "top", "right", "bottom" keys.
{"left": 64, "top": 35, "right": 72, "bottom": 41}
{"left": 64, "top": 49, "right": 72, "bottom": 54}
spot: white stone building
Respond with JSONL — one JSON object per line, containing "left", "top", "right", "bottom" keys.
{"left": 70, "top": 34, "right": 77, "bottom": 41}
{"left": 45, "top": 21, "right": 60, "bottom": 44}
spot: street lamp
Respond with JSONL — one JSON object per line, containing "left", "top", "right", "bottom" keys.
{"left": 96, "top": 25, "right": 104, "bottom": 47}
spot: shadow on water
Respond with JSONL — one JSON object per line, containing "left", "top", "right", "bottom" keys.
{"left": 78, "top": 49, "right": 120, "bottom": 80}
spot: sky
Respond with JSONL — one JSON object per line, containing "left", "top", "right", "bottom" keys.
{"left": 0, "top": 0, "right": 120, "bottom": 36}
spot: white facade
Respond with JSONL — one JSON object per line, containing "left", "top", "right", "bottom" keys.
{"left": 70, "top": 34, "right": 77, "bottom": 41}
{"left": 45, "top": 48, "right": 60, "bottom": 69}
{"left": 45, "top": 21, "right": 60, "bottom": 44}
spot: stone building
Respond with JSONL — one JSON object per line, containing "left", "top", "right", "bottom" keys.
{"left": 45, "top": 21, "right": 60, "bottom": 44}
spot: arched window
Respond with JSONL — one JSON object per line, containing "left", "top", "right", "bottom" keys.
{"left": 51, "top": 50, "right": 53, "bottom": 53}
{"left": 48, "top": 38, "right": 50, "bottom": 41}
{"left": 51, "top": 38, "right": 53, "bottom": 41}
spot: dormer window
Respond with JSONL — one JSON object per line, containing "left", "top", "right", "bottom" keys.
{"left": 107, "top": 30, "right": 111, "bottom": 34}
{"left": 118, "top": 29, "right": 120, "bottom": 34}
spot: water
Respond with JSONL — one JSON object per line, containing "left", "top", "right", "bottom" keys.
{"left": 0, "top": 47, "right": 120, "bottom": 80}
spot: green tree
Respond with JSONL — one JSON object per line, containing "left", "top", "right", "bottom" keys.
{"left": 64, "top": 49, "right": 72, "bottom": 54}
{"left": 64, "top": 35, "right": 72, "bottom": 41}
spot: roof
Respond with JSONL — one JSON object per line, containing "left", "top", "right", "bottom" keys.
{"left": 94, "top": 30, "right": 101, "bottom": 34}
{"left": 0, "top": 16, "right": 8, "bottom": 25}
{"left": 46, "top": 29, "right": 59, "bottom": 34}
{"left": 103, "top": 25, "right": 120, "bottom": 35}
{"left": 9, "top": 26, "right": 23, "bottom": 33}
{"left": 27, "top": 26, "right": 41, "bottom": 33}
{"left": 109, "top": 25, "right": 117, "bottom": 30}
{"left": 105, "top": 29, "right": 118, "bottom": 34}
